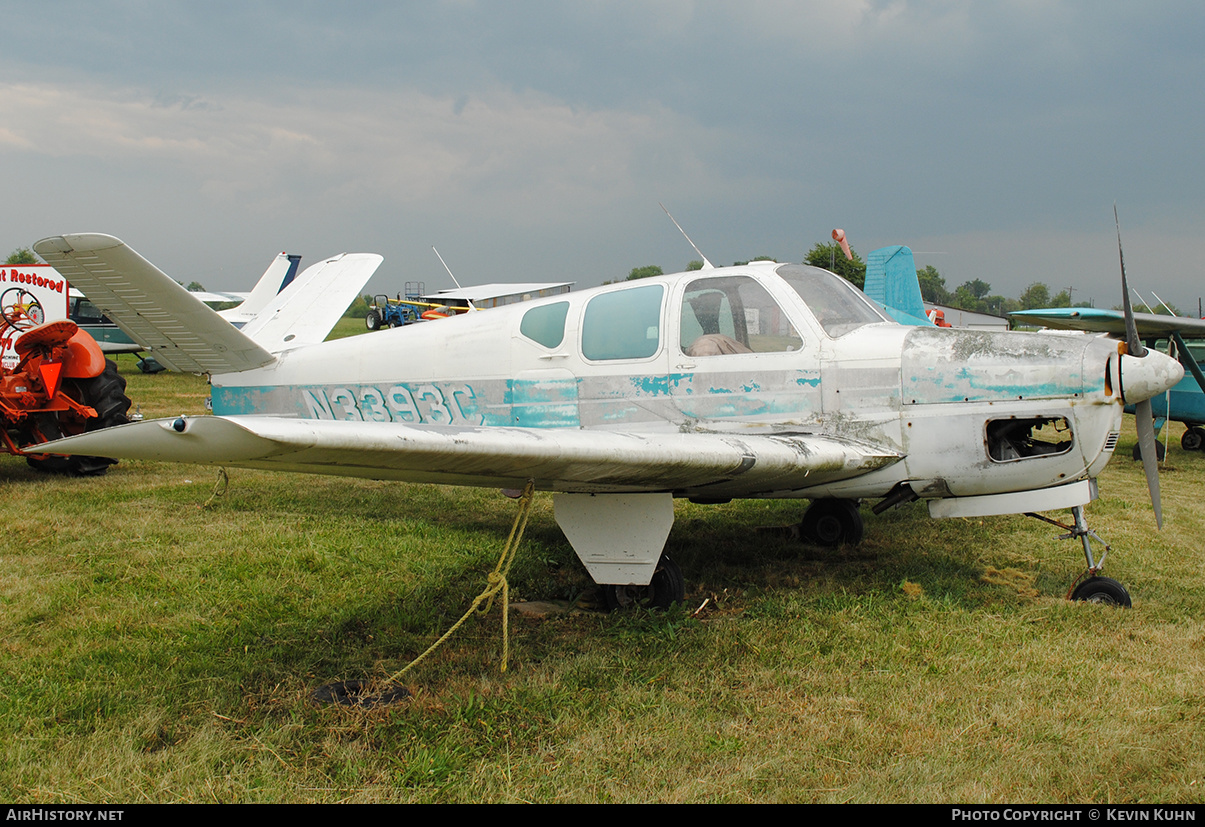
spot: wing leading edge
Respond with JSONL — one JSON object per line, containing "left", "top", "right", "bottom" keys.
{"left": 1010, "top": 307, "right": 1205, "bottom": 338}
{"left": 37, "top": 416, "right": 903, "bottom": 496}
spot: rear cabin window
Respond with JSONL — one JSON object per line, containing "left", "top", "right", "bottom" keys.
{"left": 679, "top": 275, "right": 802, "bottom": 356}
{"left": 582, "top": 284, "right": 664, "bottom": 361}
{"left": 520, "top": 301, "right": 569, "bottom": 349}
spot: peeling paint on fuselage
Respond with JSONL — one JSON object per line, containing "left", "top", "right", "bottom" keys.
{"left": 210, "top": 262, "right": 1133, "bottom": 503}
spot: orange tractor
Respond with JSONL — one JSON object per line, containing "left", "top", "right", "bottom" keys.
{"left": 0, "top": 290, "right": 131, "bottom": 475}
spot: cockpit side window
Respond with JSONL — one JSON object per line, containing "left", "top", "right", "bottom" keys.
{"left": 582, "top": 283, "right": 664, "bottom": 361}
{"left": 776, "top": 264, "right": 889, "bottom": 337}
{"left": 679, "top": 275, "right": 802, "bottom": 356}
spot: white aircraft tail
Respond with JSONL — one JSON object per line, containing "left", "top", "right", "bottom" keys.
{"left": 218, "top": 253, "right": 302, "bottom": 327}
{"left": 239, "top": 253, "right": 382, "bottom": 352}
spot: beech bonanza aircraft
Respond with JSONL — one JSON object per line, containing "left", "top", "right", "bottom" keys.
{"left": 32, "top": 230, "right": 1182, "bottom": 608}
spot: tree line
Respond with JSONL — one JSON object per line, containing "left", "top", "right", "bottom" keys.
{"left": 620, "top": 240, "right": 1125, "bottom": 317}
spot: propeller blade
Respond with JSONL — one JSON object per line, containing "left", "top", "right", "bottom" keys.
{"left": 1116, "top": 205, "right": 1163, "bottom": 527}
{"left": 1115, "top": 204, "right": 1146, "bottom": 358}
{"left": 1135, "top": 398, "right": 1163, "bottom": 528}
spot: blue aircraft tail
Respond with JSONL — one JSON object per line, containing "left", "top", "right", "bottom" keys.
{"left": 863, "top": 245, "right": 932, "bottom": 326}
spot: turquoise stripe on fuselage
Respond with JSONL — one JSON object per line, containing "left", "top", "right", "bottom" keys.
{"left": 211, "top": 369, "right": 827, "bottom": 429}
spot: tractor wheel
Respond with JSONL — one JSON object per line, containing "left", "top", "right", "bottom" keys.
{"left": 365, "top": 310, "right": 382, "bottom": 331}
{"left": 27, "top": 359, "right": 132, "bottom": 476}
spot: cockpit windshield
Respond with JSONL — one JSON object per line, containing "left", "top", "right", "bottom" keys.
{"left": 775, "top": 264, "right": 890, "bottom": 337}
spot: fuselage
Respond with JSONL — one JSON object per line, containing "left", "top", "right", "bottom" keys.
{"left": 210, "top": 261, "right": 1179, "bottom": 504}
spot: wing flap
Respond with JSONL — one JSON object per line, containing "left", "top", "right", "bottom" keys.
{"left": 33, "top": 234, "right": 275, "bottom": 373}
{"left": 38, "top": 415, "right": 902, "bottom": 495}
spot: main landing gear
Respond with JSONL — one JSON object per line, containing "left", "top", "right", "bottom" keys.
{"left": 798, "top": 498, "right": 864, "bottom": 547}
{"left": 602, "top": 554, "right": 685, "bottom": 611}
{"left": 1027, "top": 505, "right": 1132, "bottom": 608}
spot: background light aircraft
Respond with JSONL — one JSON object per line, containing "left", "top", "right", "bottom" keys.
{"left": 32, "top": 231, "right": 1183, "bottom": 609}
{"left": 1011, "top": 306, "right": 1205, "bottom": 455}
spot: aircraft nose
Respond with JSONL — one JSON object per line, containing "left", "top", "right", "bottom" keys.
{"left": 1120, "top": 349, "right": 1184, "bottom": 404}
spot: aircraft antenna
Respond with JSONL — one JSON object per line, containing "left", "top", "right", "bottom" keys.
{"left": 1150, "top": 290, "right": 1176, "bottom": 316}
{"left": 659, "top": 203, "right": 714, "bottom": 270}
{"left": 432, "top": 247, "right": 477, "bottom": 311}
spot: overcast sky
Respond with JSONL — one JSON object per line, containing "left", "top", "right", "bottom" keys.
{"left": 2, "top": 1, "right": 1202, "bottom": 312}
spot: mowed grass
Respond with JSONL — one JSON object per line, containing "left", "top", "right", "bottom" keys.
{"left": 1, "top": 345, "right": 1203, "bottom": 802}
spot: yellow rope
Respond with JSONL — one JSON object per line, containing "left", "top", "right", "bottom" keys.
{"left": 386, "top": 480, "right": 536, "bottom": 683}
{"left": 201, "top": 467, "right": 229, "bottom": 508}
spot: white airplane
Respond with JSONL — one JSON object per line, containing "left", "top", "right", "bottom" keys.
{"left": 31, "top": 230, "right": 1182, "bottom": 609}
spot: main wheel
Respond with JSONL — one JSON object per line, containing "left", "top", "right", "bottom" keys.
{"left": 365, "top": 310, "right": 382, "bottom": 331}
{"left": 27, "top": 359, "right": 132, "bottom": 476}
{"left": 603, "top": 555, "right": 685, "bottom": 611}
{"left": 799, "top": 499, "right": 864, "bottom": 546}
{"left": 1131, "top": 441, "right": 1166, "bottom": 461}
{"left": 1070, "top": 576, "right": 1132, "bottom": 608}
{"left": 1182, "top": 427, "right": 1205, "bottom": 451}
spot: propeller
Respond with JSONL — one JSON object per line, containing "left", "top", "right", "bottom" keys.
{"left": 1115, "top": 205, "right": 1163, "bottom": 528}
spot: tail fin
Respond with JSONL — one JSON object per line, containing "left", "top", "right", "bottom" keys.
{"left": 219, "top": 253, "right": 302, "bottom": 327}
{"left": 239, "top": 253, "right": 382, "bottom": 351}
{"left": 863, "top": 245, "right": 932, "bottom": 326}
{"left": 34, "top": 234, "right": 276, "bottom": 374}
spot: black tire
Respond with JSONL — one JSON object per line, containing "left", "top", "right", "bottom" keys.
{"left": 603, "top": 554, "right": 685, "bottom": 611}
{"left": 1070, "top": 576, "right": 1132, "bottom": 608}
{"left": 799, "top": 499, "right": 864, "bottom": 547}
{"left": 27, "top": 359, "right": 132, "bottom": 476}
{"left": 365, "top": 310, "right": 381, "bottom": 331}
{"left": 1182, "top": 427, "right": 1205, "bottom": 452}
{"left": 1131, "top": 441, "right": 1166, "bottom": 461}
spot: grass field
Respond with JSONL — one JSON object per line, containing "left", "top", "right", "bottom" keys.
{"left": 1, "top": 340, "right": 1203, "bottom": 803}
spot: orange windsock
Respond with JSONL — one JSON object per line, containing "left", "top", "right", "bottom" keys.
{"left": 831, "top": 228, "right": 852, "bottom": 261}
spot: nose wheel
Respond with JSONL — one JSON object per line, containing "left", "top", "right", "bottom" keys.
{"left": 1027, "top": 505, "right": 1132, "bottom": 608}
{"left": 1069, "top": 576, "right": 1132, "bottom": 607}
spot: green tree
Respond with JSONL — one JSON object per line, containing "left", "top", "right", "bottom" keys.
{"left": 805, "top": 242, "right": 866, "bottom": 290}
{"left": 685, "top": 260, "right": 704, "bottom": 272}
{"left": 1018, "top": 282, "right": 1051, "bottom": 310}
{"left": 186, "top": 281, "right": 206, "bottom": 292}
{"left": 626, "top": 265, "right": 663, "bottom": 281}
{"left": 916, "top": 265, "right": 950, "bottom": 304}
{"left": 6, "top": 247, "right": 37, "bottom": 265}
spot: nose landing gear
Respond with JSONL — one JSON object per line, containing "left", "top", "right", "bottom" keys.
{"left": 1027, "top": 504, "right": 1132, "bottom": 608}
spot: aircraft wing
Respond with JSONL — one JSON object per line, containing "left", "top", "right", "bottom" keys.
{"left": 1010, "top": 307, "right": 1205, "bottom": 338}
{"left": 33, "top": 234, "right": 276, "bottom": 374}
{"left": 37, "top": 415, "right": 903, "bottom": 496}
